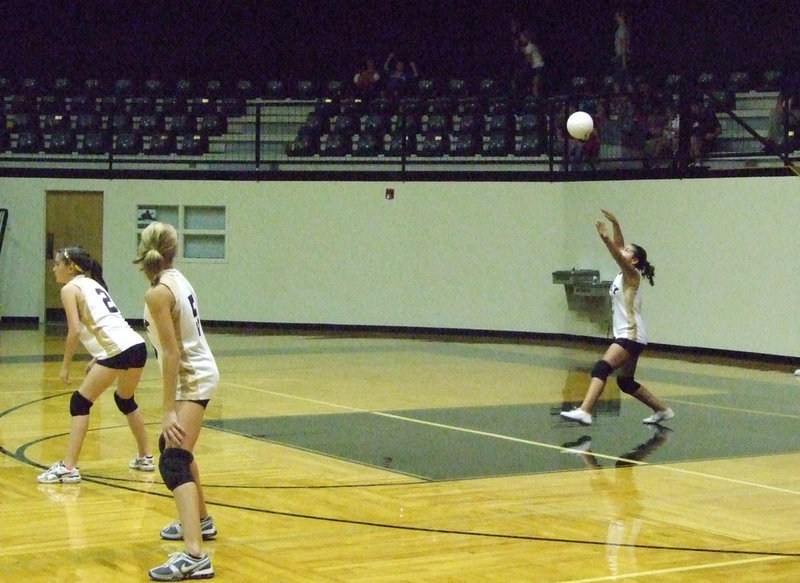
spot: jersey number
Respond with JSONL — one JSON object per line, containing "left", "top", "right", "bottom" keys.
{"left": 188, "top": 294, "right": 202, "bottom": 336}
{"left": 95, "top": 288, "right": 120, "bottom": 313}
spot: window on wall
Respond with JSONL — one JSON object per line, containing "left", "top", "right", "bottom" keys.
{"left": 136, "top": 205, "right": 226, "bottom": 260}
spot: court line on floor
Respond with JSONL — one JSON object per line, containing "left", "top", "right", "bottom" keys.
{"left": 226, "top": 381, "right": 800, "bottom": 495}
{"left": 566, "top": 554, "right": 788, "bottom": 582}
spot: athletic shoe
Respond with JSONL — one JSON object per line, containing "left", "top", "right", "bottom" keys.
{"left": 130, "top": 455, "right": 156, "bottom": 471}
{"left": 148, "top": 551, "right": 213, "bottom": 581}
{"left": 37, "top": 461, "right": 81, "bottom": 484}
{"left": 642, "top": 407, "right": 675, "bottom": 424}
{"left": 560, "top": 408, "right": 592, "bottom": 425}
{"left": 161, "top": 515, "right": 217, "bottom": 541}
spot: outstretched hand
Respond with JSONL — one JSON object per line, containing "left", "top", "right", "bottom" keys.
{"left": 601, "top": 209, "right": 618, "bottom": 224}
{"left": 595, "top": 220, "right": 609, "bottom": 238}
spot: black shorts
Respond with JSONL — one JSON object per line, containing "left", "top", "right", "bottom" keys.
{"left": 612, "top": 337, "right": 646, "bottom": 359}
{"left": 97, "top": 343, "right": 147, "bottom": 370}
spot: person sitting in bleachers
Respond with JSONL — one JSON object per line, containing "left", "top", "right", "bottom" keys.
{"left": 353, "top": 58, "right": 381, "bottom": 99}
{"left": 687, "top": 98, "right": 721, "bottom": 165}
{"left": 383, "top": 52, "right": 419, "bottom": 99}
{"left": 763, "top": 72, "right": 800, "bottom": 153}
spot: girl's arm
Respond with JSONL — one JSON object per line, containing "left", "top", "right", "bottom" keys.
{"left": 59, "top": 284, "right": 83, "bottom": 384}
{"left": 596, "top": 220, "right": 639, "bottom": 280}
{"left": 601, "top": 209, "right": 624, "bottom": 248}
{"left": 145, "top": 283, "right": 185, "bottom": 447}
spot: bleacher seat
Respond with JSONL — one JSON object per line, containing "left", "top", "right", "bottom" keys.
{"left": 20, "top": 78, "right": 40, "bottom": 96}
{"left": 761, "top": 70, "right": 783, "bottom": 91}
{"left": 45, "top": 131, "right": 76, "bottom": 154}
{"left": 319, "top": 132, "right": 349, "bottom": 156}
{"left": 295, "top": 80, "right": 317, "bottom": 99}
{"left": 6, "top": 113, "right": 37, "bottom": 132}
{"left": 110, "top": 112, "right": 133, "bottom": 133}
{"left": 114, "top": 79, "right": 134, "bottom": 96}
{"left": 158, "top": 95, "right": 185, "bottom": 116}
{"left": 5, "top": 94, "right": 36, "bottom": 114}
{"left": 368, "top": 97, "right": 394, "bottom": 115}
{"left": 482, "top": 133, "right": 511, "bottom": 156}
{"left": 484, "top": 113, "right": 511, "bottom": 134}
{"left": 415, "top": 133, "right": 447, "bottom": 156}
{"left": 113, "top": 132, "right": 142, "bottom": 155}
{"left": 99, "top": 95, "right": 123, "bottom": 114}
{"left": 175, "top": 133, "right": 208, "bottom": 155}
{"left": 451, "top": 113, "right": 481, "bottom": 135}
{"left": 392, "top": 112, "right": 421, "bottom": 136}
{"left": 515, "top": 134, "right": 543, "bottom": 156}
{"left": 478, "top": 78, "right": 499, "bottom": 98}
{"left": 129, "top": 96, "right": 155, "bottom": 115}
{"left": 138, "top": 113, "right": 165, "bottom": 135}
{"left": 265, "top": 80, "right": 285, "bottom": 99}
{"left": 170, "top": 114, "right": 197, "bottom": 134}
{"left": 144, "top": 79, "right": 165, "bottom": 97}
{"left": 75, "top": 113, "right": 102, "bottom": 133}
{"left": 235, "top": 80, "right": 255, "bottom": 99}
{"left": 189, "top": 97, "right": 216, "bottom": 115}
{"left": 398, "top": 97, "right": 423, "bottom": 115}
{"left": 218, "top": 97, "right": 246, "bottom": 116}
{"left": 516, "top": 113, "right": 541, "bottom": 135}
{"left": 146, "top": 132, "right": 175, "bottom": 155}
{"left": 448, "top": 78, "right": 468, "bottom": 99}
{"left": 360, "top": 113, "right": 390, "bottom": 137}
{"left": 83, "top": 78, "right": 103, "bottom": 98}
{"left": 39, "top": 94, "right": 67, "bottom": 114}
{"left": 457, "top": 97, "right": 484, "bottom": 116}
{"left": 68, "top": 94, "right": 96, "bottom": 114}
{"left": 422, "top": 113, "right": 449, "bottom": 133}
{"left": 80, "top": 131, "right": 109, "bottom": 154}
{"left": 416, "top": 79, "right": 436, "bottom": 99}
{"left": 352, "top": 133, "right": 380, "bottom": 156}
{"left": 41, "top": 113, "right": 71, "bottom": 132}
{"left": 13, "top": 131, "right": 41, "bottom": 153}
{"left": 448, "top": 133, "right": 477, "bottom": 156}
{"left": 205, "top": 79, "right": 222, "bottom": 98}
{"left": 175, "top": 79, "right": 193, "bottom": 99}
{"left": 286, "top": 134, "right": 318, "bottom": 156}
{"left": 330, "top": 114, "right": 357, "bottom": 137}
{"left": 198, "top": 114, "right": 227, "bottom": 136}
{"left": 324, "top": 80, "right": 344, "bottom": 100}
{"left": 426, "top": 97, "right": 454, "bottom": 116}
{"left": 727, "top": 72, "right": 750, "bottom": 92}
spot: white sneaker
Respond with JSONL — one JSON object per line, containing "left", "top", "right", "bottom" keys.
{"left": 643, "top": 407, "right": 675, "bottom": 424}
{"left": 560, "top": 408, "right": 592, "bottom": 425}
{"left": 129, "top": 455, "right": 156, "bottom": 471}
{"left": 37, "top": 461, "right": 81, "bottom": 484}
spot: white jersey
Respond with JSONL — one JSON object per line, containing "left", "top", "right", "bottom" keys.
{"left": 68, "top": 275, "right": 144, "bottom": 360}
{"left": 609, "top": 271, "right": 647, "bottom": 344}
{"left": 144, "top": 268, "right": 219, "bottom": 401}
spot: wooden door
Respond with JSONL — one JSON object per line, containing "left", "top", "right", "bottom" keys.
{"left": 45, "top": 191, "right": 103, "bottom": 320}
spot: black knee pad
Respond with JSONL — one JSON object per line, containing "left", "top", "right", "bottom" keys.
{"left": 590, "top": 360, "right": 613, "bottom": 381}
{"left": 617, "top": 376, "right": 641, "bottom": 395}
{"left": 69, "top": 391, "right": 94, "bottom": 416}
{"left": 159, "top": 447, "right": 195, "bottom": 491}
{"left": 113, "top": 391, "right": 138, "bottom": 415}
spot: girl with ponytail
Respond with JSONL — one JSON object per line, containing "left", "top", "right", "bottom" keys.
{"left": 560, "top": 210, "right": 674, "bottom": 427}
{"left": 38, "top": 246, "right": 153, "bottom": 484}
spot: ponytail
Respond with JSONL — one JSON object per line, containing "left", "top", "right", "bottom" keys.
{"left": 631, "top": 243, "right": 655, "bottom": 286}
{"left": 61, "top": 246, "right": 108, "bottom": 290}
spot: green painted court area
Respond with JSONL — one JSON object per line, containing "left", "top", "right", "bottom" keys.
{"left": 207, "top": 386, "right": 800, "bottom": 480}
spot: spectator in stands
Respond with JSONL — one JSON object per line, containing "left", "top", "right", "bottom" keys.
{"left": 613, "top": 11, "right": 631, "bottom": 92}
{"left": 508, "top": 16, "right": 528, "bottom": 98}
{"left": 519, "top": 29, "right": 545, "bottom": 98}
{"left": 764, "top": 72, "right": 800, "bottom": 153}
{"left": 643, "top": 102, "right": 680, "bottom": 168}
{"left": 353, "top": 58, "right": 381, "bottom": 99}
{"left": 383, "top": 52, "right": 419, "bottom": 99}
{"left": 688, "top": 98, "right": 722, "bottom": 165}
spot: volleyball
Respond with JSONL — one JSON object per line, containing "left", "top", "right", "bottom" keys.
{"left": 566, "top": 111, "right": 594, "bottom": 141}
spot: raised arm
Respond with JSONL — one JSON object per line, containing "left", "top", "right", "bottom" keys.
{"left": 596, "top": 219, "right": 638, "bottom": 279}
{"left": 601, "top": 209, "right": 624, "bottom": 248}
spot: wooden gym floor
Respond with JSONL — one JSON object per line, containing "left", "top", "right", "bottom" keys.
{"left": 1, "top": 324, "right": 799, "bottom": 582}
